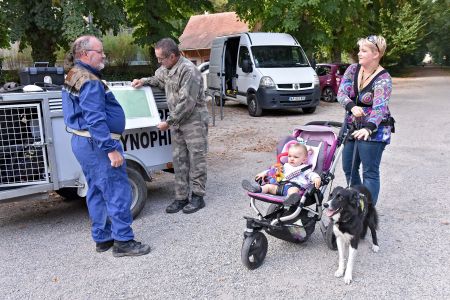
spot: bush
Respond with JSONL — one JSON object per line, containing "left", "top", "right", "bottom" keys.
{"left": 1, "top": 46, "right": 33, "bottom": 70}
{"left": 102, "top": 65, "right": 157, "bottom": 82}
{"left": 103, "top": 33, "right": 153, "bottom": 67}
{"left": 0, "top": 70, "right": 20, "bottom": 84}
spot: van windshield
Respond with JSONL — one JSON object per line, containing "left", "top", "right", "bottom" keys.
{"left": 251, "top": 46, "right": 310, "bottom": 68}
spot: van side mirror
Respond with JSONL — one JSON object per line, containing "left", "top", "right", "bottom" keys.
{"left": 242, "top": 59, "right": 253, "bottom": 73}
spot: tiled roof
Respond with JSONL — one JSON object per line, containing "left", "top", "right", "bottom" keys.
{"left": 179, "top": 12, "right": 249, "bottom": 50}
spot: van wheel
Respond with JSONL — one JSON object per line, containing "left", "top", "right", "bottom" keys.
{"left": 302, "top": 107, "right": 316, "bottom": 114}
{"left": 248, "top": 94, "right": 262, "bottom": 117}
{"left": 322, "top": 87, "right": 336, "bottom": 102}
{"left": 214, "top": 95, "right": 226, "bottom": 106}
{"left": 126, "top": 166, "right": 147, "bottom": 219}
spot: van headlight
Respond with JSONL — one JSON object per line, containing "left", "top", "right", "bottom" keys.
{"left": 313, "top": 74, "right": 320, "bottom": 87}
{"left": 260, "top": 76, "right": 276, "bottom": 88}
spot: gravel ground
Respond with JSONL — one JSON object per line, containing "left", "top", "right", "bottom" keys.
{"left": 0, "top": 67, "right": 449, "bottom": 299}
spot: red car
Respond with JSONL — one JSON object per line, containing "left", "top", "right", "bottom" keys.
{"left": 315, "top": 63, "right": 349, "bottom": 102}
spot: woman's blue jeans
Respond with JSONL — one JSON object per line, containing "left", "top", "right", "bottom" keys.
{"left": 342, "top": 140, "right": 386, "bottom": 206}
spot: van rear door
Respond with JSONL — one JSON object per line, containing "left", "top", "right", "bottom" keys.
{"left": 207, "top": 37, "right": 227, "bottom": 96}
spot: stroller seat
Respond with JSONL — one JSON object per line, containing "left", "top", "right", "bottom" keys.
{"left": 245, "top": 132, "right": 328, "bottom": 205}
{"left": 246, "top": 191, "right": 300, "bottom": 204}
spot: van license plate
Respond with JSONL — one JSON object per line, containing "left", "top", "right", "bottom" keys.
{"left": 289, "top": 96, "right": 306, "bottom": 101}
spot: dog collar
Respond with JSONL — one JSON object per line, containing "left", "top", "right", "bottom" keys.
{"left": 359, "top": 197, "right": 365, "bottom": 212}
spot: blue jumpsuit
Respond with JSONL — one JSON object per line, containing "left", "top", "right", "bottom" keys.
{"left": 62, "top": 61, "right": 134, "bottom": 243}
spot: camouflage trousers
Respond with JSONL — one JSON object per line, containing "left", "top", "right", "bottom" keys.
{"left": 171, "top": 110, "right": 208, "bottom": 200}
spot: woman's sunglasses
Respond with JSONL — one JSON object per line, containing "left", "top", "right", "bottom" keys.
{"left": 367, "top": 35, "right": 380, "bottom": 52}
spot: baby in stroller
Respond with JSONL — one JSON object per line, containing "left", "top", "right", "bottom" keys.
{"left": 241, "top": 143, "right": 321, "bottom": 205}
{"left": 240, "top": 122, "right": 343, "bottom": 270}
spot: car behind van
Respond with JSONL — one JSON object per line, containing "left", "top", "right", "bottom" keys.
{"left": 316, "top": 63, "right": 349, "bottom": 102}
{"left": 207, "top": 32, "right": 320, "bottom": 117}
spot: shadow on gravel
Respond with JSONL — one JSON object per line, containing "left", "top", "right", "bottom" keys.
{"left": 0, "top": 196, "right": 87, "bottom": 227}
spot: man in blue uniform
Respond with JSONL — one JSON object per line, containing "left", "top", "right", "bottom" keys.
{"left": 62, "top": 35, "right": 150, "bottom": 257}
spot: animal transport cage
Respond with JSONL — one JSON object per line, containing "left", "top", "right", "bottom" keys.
{"left": 0, "top": 103, "right": 49, "bottom": 187}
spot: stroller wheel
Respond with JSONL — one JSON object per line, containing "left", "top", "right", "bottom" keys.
{"left": 325, "top": 220, "right": 338, "bottom": 250}
{"left": 241, "top": 232, "right": 268, "bottom": 270}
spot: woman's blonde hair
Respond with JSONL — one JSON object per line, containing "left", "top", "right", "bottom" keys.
{"left": 357, "top": 35, "right": 387, "bottom": 57}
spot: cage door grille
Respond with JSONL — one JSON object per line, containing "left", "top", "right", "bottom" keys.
{"left": 0, "top": 103, "right": 49, "bottom": 187}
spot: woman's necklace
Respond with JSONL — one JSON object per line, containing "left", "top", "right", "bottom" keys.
{"left": 359, "top": 66, "right": 379, "bottom": 90}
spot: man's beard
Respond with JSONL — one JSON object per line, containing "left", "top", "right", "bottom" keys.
{"left": 97, "top": 63, "right": 105, "bottom": 70}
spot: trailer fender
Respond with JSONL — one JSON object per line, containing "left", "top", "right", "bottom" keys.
{"left": 123, "top": 153, "right": 152, "bottom": 182}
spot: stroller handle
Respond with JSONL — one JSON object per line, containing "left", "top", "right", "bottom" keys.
{"left": 305, "top": 121, "right": 342, "bottom": 128}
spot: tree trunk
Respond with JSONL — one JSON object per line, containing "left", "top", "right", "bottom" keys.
{"left": 27, "top": 26, "right": 58, "bottom": 65}
{"left": 331, "top": 47, "right": 341, "bottom": 63}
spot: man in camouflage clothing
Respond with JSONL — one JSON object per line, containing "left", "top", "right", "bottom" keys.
{"left": 132, "top": 38, "right": 208, "bottom": 214}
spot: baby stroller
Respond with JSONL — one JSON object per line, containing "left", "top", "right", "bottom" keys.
{"left": 241, "top": 121, "right": 345, "bottom": 270}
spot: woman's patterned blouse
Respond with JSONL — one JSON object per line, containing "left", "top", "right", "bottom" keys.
{"left": 337, "top": 63, "right": 393, "bottom": 144}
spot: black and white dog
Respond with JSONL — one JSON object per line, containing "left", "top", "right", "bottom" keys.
{"left": 324, "top": 185, "right": 379, "bottom": 284}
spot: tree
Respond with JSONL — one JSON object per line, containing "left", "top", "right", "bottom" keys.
{"left": 228, "top": 0, "right": 372, "bottom": 62}
{"left": 0, "top": 0, "right": 126, "bottom": 65}
{"left": 124, "top": 0, "right": 212, "bottom": 67}
{"left": 228, "top": 0, "right": 432, "bottom": 65}
{"left": 424, "top": 0, "right": 450, "bottom": 65}
{"left": 0, "top": 10, "right": 9, "bottom": 49}
{"left": 210, "top": 0, "right": 228, "bottom": 12}
{"left": 373, "top": 1, "right": 429, "bottom": 66}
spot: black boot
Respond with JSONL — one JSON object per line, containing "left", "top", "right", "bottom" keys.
{"left": 112, "top": 240, "right": 151, "bottom": 257}
{"left": 182, "top": 193, "right": 205, "bottom": 214}
{"left": 165, "top": 199, "right": 189, "bottom": 213}
{"left": 95, "top": 240, "right": 114, "bottom": 252}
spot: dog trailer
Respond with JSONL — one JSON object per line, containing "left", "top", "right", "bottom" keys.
{"left": 0, "top": 84, "right": 172, "bottom": 218}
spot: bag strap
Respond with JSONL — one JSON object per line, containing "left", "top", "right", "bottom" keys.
{"left": 284, "top": 164, "right": 312, "bottom": 181}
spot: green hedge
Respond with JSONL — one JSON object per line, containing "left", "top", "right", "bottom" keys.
{"left": 0, "top": 65, "right": 157, "bottom": 85}
{"left": 0, "top": 70, "right": 20, "bottom": 84}
{"left": 102, "top": 65, "right": 157, "bottom": 81}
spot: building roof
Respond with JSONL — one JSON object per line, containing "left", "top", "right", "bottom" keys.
{"left": 179, "top": 12, "right": 249, "bottom": 50}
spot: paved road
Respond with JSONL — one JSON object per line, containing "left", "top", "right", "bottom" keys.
{"left": 1, "top": 69, "right": 449, "bottom": 299}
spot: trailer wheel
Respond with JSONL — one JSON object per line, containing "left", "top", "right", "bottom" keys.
{"left": 126, "top": 166, "right": 147, "bottom": 219}
{"left": 56, "top": 188, "right": 83, "bottom": 201}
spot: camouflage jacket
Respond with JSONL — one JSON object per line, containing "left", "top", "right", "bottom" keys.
{"left": 142, "top": 56, "right": 207, "bottom": 126}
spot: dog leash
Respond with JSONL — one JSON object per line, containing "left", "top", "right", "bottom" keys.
{"left": 347, "top": 118, "right": 362, "bottom": 188}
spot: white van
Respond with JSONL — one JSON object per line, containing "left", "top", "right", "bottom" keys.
{"left": 207, "top": 32, "right": 320, "bottom": 117}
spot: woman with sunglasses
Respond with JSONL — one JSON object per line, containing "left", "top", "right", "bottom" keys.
{"left": 336, "top": 35, "right": 394, "bottom": 206}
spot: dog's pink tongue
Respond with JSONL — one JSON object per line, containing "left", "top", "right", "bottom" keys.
{"left": 326, "top": 209, "right": 335, "bottom": 217}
